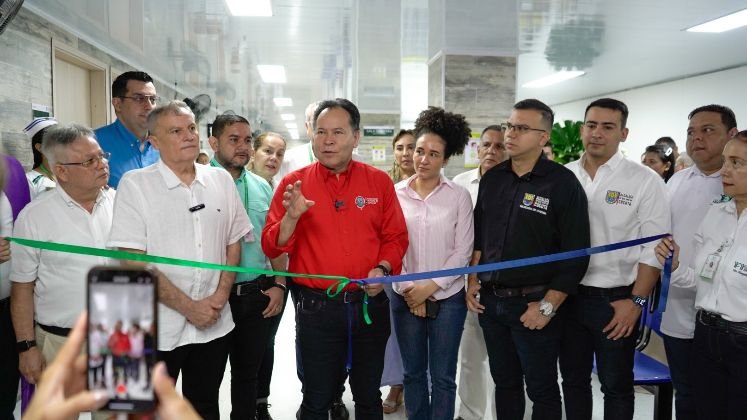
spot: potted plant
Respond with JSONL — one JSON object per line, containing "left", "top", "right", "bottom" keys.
{"left": 550, "top": 120, "right": 584, "bottom": 164}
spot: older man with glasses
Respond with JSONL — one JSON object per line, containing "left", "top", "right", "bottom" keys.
{"left": 95, "top": 70, "right": 161, "bottom": 188}
{"left": 10, "top": 124, "right": 114, "bottom": 386}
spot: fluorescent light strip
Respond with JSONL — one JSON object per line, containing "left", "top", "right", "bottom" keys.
{"left": 273, "top": 97, "right": 293, "bottom": 107}
{"left": 522, "top": 71, "right": 585, "bottom": 88}
{"left": 257, "top": 65, "right": 286, "bottom": 84}
{"left": 285, "top": 122, "right": 298, "bottom": 129}
{"left": 686, "top": 8, "right": 747, "bottom": 33}
{"left": 288, "top": 129, "right": 300, "bottom": 140}
{"left": 281, "top": 113, "right": 295, "bottom": 121}
{"left": 225, "top": 0, "right": 273, "bottom": 17}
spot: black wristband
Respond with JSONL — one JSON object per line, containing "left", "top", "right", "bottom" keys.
{"left": 17, "top": 340, "right": 37, "bottom": 353}
{"left": 374, "top": 264, "right": 390, "bottom": 276}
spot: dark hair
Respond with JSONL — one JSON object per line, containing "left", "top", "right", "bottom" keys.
{"left": 644, "top": 144, "right": 675, "bottom": 182}
{"left": 513, "top": 99, "right": 554, "bottom": 131}
{"left": 254, "top": 132, "right": 286, "bottom": 151}
{"left": 32, "top": 130, "right": 49, "bottom": 168}
{"left": 688, "top": 104, "right": 737, "bottom": 130}
{"left": 480, "top": 125, "right": 502, "bottom": 138}
{"left": 413, "top": 106, "right": 471, "bottom": 159}
{"left": 313, "top": 98, "right": 361, "bottom": 131}
{"left": 211, "top": 114, "right": 250, "bottom": 139}
{"left": 655, "top": 136, "right": 677, "bottom": 150}
{"left": 391, "top": 129, "right": 415, "bottom": 148}
{"left": 112, "top": 71, "right": 154, "bottom": 98}
{"left": 585, "top": 98, "right": 629, "bottom": 128}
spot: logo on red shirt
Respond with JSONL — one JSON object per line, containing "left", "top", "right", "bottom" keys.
{"left": 355, "top": 196, "right": 379, "bottom": 209}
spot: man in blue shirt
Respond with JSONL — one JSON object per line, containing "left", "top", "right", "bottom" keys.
{"left": 208, "top": 114, "right": 287, "bottom": 420}
{"left": 95, "top": 71, "right": 160, "bottom": 188}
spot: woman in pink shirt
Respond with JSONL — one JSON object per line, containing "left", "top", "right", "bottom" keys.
{"left": 392, "top": 107, "right": 474, "bottom": 420}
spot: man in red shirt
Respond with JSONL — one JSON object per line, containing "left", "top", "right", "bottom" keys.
{"left": 108, "top": 320, "right": 131, "bottom": 386}
{"left": 262, "top": 98, "right": 408, "bottom": 420}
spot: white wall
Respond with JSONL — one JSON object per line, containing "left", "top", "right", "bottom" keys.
{"left": 552, "top": 65, "right": 747, "bottom": 160}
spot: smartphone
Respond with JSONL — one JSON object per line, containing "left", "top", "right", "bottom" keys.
{"left": 87, "top": 266, "right": 158, "bottom": 412}
{"left": 425, "top": 299, "right": 440, "bottom": 319}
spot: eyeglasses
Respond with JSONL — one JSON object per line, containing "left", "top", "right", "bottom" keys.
{"left": 501, "top": 122, "right": 547, "bottom": 134}
{"left": 119, "top": 95, "right": 160, "bottom": 106}
{"left": 58, "top": 152, "right": 111, "bottom": 168}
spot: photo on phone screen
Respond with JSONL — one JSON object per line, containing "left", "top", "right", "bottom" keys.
{"left": 87, "top": 267, "right": 157, "bottom": 412}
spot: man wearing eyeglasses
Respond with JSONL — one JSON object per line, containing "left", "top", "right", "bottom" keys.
{"left": 10, "top": 124, "right": 114, "bottom": 386}
{"left": 466, "top": 99, "right": 590, "bottom": 420}
{"left": 95, "top": 71, "right": 161, "bottom": 189}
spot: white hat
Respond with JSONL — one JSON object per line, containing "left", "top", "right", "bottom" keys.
{"left": 23, "top": 117, "right": 58, "bottom": 138}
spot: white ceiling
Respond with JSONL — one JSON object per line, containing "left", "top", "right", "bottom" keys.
{"left": 23, "top": 0, "right": 747, "bottom": 143}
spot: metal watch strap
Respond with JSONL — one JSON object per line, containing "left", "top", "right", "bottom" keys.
{"left": 631, "top": 294, "right": 647, "bottom": 307}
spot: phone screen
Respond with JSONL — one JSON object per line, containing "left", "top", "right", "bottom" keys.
{"left": 87, "top": 267, "right": 157, "bottom": 412}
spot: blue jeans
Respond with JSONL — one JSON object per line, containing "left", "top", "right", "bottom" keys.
{"left": 296, "top": 287, "right": 390, "bottom": 420}
{"left": 559, "top": 294, "right": 637, "bottom": 420}
{"left": 691, "top": 313, "right": 747, "bottom": 420}
{"left": 662, "top": 333, "right": 696, "bottom": 420}
{"left": 391, "top": 290, "right": 466, "bottom": 420}
{"left": 479, "top": 290, "right": 563, "bottom": 420}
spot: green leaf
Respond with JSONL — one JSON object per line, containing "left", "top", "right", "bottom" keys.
{"left": 550, "top": 120, "right": 584, "bottom": 164}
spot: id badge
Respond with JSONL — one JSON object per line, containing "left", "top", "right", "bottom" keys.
{"left": 699, "top": 253, "right": 721, "bottom": 280}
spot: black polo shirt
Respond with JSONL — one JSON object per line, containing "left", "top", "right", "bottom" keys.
{"left": 474, "top": 153, "right": 590, "bottom": 294}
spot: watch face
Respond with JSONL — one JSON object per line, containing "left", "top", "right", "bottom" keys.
{"left": 539, "top": 301, "right": 553, "bottom": 315}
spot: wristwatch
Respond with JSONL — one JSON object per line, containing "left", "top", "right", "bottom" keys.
{"left": 16, "top": 340, "right": 37, "bottom": 353}
{"left": 630, "top": 295, "right": 648, "bottom": 308}
{"left": 539, "top": 299, "right": 556, "bottom": 318}
{"left": 374, "top": 264, "right": 390, "bottom": 276}
{"left": 270, "top": 282, "right": 287, "bottom": 292}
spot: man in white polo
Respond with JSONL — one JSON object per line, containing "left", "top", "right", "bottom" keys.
{"left": 560, "top": 98, "right": 670, "bottom": 420}
{"left": 108, "top": 100, "right": 251, "bottom": 420}
{"left": 11, "top": 124, "right": 114, "bottom": 384}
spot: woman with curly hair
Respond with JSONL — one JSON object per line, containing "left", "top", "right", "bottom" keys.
{"left": 392, "top": 107, "right": 474, "bottom": 419}
{"left": 388, "top": 129, "right": 416, "bottom": 183}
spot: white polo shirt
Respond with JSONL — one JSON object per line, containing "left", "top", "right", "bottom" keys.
{"left": 566, "top": 152, "right": 670, "bottom": 288}
{"left": 660, "top": 165, "right": 723, "bottom": 339}
{"left": 452, "top": 168, "right": 480, "bottom": 208}
{"left": 10, "top": 186, "right": 114, "bottom": 327}
{"left": 108, "top": 160, "right": 252, "bottom": 351}
{"left": 669, "top": 199, "right": 747, "bottom": 322}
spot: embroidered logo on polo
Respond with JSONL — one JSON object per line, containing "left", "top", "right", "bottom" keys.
{"left": 354, "top": 196, "right": 379, "bottom": 209}
{"left": 519, "top": 193, "right": 549, "bottom": 215}
{"left": 713, "top": 194, "right": 733, "bottom": 203}
{"left": 733, "top": 260, "right": 747, "bottom": 277}
{"left": 605, "top": 190, "right": 633, "bottom": 206}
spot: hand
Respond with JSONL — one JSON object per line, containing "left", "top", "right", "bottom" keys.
{"left": 152, "top": 362, "right": 201, "bottom": 419}
{"left": 402, "top": 281, "right": 439, "bottom": 308}
{"left": 364, "top": 267, "right": 387, "bottom": 296}
{"left": 186, "top": 298, "right": 221, "bottom": 329}
{"left": 206, "top": 289, "right": 229, "bottom": 312}
{"left": 19, "top": 347, "right": 46, "bottom": 384}
{"left": 262, "top": 286, "right": 285, "bottom": 318}
{"left": 603, "top": 299, "right": 642, "bottom": 340}
{"left": 519, "top": 302, "right": 552, "bottom": 330}
{"left": 465, "top": 276, "right": 484, "bottom": 314}
{"left": 282, "top": 180, "right": 314, "bottom": 220}
{"left": 23, "top": 312, "right": 110, "bottom": 420}
{"left": 0, "top": 238, "right": 10, "bottom": 263}
{"left": 655, "top": 236, "right": 680, "bottom": 271}
{"left": 410, "top": 302, "right": 426, "bottom": 318}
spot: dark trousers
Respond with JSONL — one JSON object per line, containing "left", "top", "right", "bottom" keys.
{"left": 559, "top": 294, "right": 637, "bottom": 420}
{"left": 228, "top": 290, "right": 272, "bottom": 419}
{"left": 158, "top": 334, "right": 230, "bottom": 420}
{"left": 297, "top": 287, "right": 390, "bottom": 420}
{"left": 662, "top": 333, "right": 696, "bottom": 420}
{"left": 0, "top": 297, "right": 19, "bottom": 419}
{"left": 691, "top": 313, "right": 747, "bottom": 420}
{"left": 257, "top": 287, "right": 290, "bottom": 401}
{"left": 478, "top": 290, "right": 563, "bottom": 420}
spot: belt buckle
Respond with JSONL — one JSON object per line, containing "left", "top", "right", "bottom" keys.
{"left": 343, "top": 291, "right": 357, "bottom": 303}
{"left": 235, "top": 283, "right": 246, "bottom": 296}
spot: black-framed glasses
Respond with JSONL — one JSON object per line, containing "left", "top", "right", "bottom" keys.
{"left": 118, "top": 95, "right": 160, "bottom": 106}
{"left": 58, "top": 152, "right": 111, "bottom": 168}
{"left": 501, "top": 122, "right": 546, "bottom": 134}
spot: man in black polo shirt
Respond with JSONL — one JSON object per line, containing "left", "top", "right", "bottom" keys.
{"left": 466, "top": 99, "right": 590, "bottom": 420}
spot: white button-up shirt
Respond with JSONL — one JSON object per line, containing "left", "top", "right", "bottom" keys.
{"left": 669, "top": 199, "right": 747, "bottom": 322}
{"left": 393, "top": 175, "right": 473, "bottom": 300}
{"left": 108, "top": 160, "right": 251, "bottom": 351}
{"left": 10, "top": 187, "right": 114, "bottom": 327}
{"left": 566, "top": 152, "right": 670, "bottom": 288}
{"left": 660, "top": 165, "right": 723, "bottom": 338}
{"left": 452, "top": 168, "right": 480, "bottom": 208}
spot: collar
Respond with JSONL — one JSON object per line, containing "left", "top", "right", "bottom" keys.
{"left": 319, "top": 160, "right": 355, "bottom": 181}
{"left": 397, "top": 173, "right": 454, "bottom": 193}
{"left": 209, "top": 158, "right": 247, "bottom": 183}
{"left": 113, "top": 119, "right": 148, "bottom": 144}
{"left": 689, "top": 165, "right": 722, "bottom": 179}
{"left": 56, "top": 184, "right": 108, "bottom": 209}
{"left": 157, "top": 159, "right": 206, "bottom": 189}
{"left": 581, "top": 150, "right": 624, "bottom": 172}
{"left": 500, "top": 152, "right": 552, "bottom": 177}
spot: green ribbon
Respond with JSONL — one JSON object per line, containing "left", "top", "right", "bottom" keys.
{"left": 325, "top": 280, "right": 372, "bottom": 324}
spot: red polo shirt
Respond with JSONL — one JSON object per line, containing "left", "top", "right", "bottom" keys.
{"left": 262, "top": 161, "right": 409, "bottom": 291}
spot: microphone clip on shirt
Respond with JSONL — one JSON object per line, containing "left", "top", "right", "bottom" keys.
{"left": 189, "top": 203, "right": 206, "bottom": 212}
{"left": 334, "top": 199, "right": 345, "bottom": 211}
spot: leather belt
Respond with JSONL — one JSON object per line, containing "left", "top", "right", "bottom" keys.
{"left": 578, "top": 284, "right": 633, "bottom": 298}
{"left": 698, "top": 310, "right": 747, "bottom": 336}
{"left": 299, "top": 285, "right": 366, "bottom": 304}
{"left": 38, "top": 323, "right": 71, "bottom": 337}
{"left": 481, "top": 283, "right": 547, "bottom": 298}
{"left": 231, "top": 274, "right": 275, "bottom": 296}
